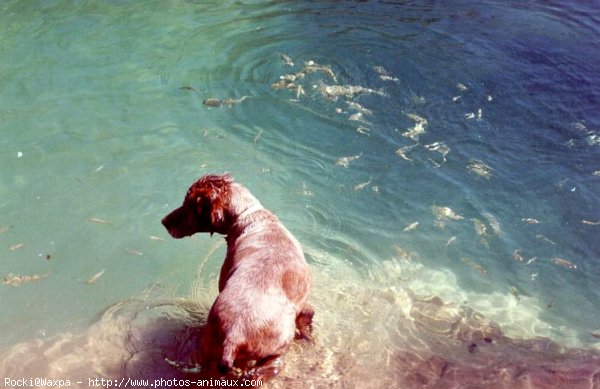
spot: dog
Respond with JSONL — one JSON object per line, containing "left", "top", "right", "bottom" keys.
{"left": 162, "top": 174, "right": 313, "bottom": 379}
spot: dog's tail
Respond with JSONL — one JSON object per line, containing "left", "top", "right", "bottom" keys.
{"left": 218, "top": 340, "right": 238, "bottom": 375}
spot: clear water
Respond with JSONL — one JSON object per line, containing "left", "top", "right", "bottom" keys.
{"left": 1, "top": 1, "right": 599, "bottom": 388}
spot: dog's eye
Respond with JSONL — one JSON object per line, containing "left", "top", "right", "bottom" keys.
{"left": 195, "top": 197, "right": 204, "bottom": 212}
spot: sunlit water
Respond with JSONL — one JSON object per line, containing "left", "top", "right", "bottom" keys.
{"left": 1, "top": 1, "right": 599, "bottom": 388}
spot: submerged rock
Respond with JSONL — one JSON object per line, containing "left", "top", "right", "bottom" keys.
{"left": 2, "top": 256, "right": 599, "bottom": 389}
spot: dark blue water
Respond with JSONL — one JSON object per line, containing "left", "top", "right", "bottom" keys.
{"left": 1, "top": 1, "right": 599, "bottom": 387}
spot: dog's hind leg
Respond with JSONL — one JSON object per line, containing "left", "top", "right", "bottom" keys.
{"left": 246, "top": 354, "right": 284, "bottom": 381}
{"left": 295, "top": 304, "right": 314, "bottom": 341}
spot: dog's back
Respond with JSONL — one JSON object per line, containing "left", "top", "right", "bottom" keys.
{"left": 206, "top": 208, "right": 311, "bottom": 376}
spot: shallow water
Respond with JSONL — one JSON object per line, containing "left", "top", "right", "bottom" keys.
{"left": 1, "top": 1, "right": 600, "bottom": 388}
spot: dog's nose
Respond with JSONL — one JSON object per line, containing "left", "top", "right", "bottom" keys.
{"left": 161, "top": 210, "right": 179, "bottom": 238}
{"left": 161, "top": 215, "right": 169, "bottom": 228}
{"left": 161, "top": 214, "right": 172, "bottom": 230}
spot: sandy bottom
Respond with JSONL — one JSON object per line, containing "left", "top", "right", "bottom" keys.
{"left": 1, "top": 246, "right": 599, "bottom": 389}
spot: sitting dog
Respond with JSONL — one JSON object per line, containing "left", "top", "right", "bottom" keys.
{"left": 162, "top": 174, "right": 313, "bottom": 379}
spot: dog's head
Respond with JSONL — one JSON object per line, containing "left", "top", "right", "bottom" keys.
{"left": 162, "top": 174, "right": 234, "bottom": 238}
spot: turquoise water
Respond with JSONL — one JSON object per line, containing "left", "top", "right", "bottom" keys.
{"left": 1, "top": 1, "right": 600, "bottom": 387}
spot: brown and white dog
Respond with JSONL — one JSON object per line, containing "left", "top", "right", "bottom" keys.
{"left": 162, "top": 174, "right": 313, "bottom": 379}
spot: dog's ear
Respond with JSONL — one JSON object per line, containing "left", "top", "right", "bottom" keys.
{"left": 196, "top": 184, "right": 226, "bottom": 231}
{"left": 189, "top": 174, "right": 231, "bottom": 233}
{"left": 209, "top": 196, "right": 226, "bottom": 231}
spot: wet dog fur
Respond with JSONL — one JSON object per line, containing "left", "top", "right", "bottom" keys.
{"left": 162, "top": 174, "right": 313, "bottom": 379}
